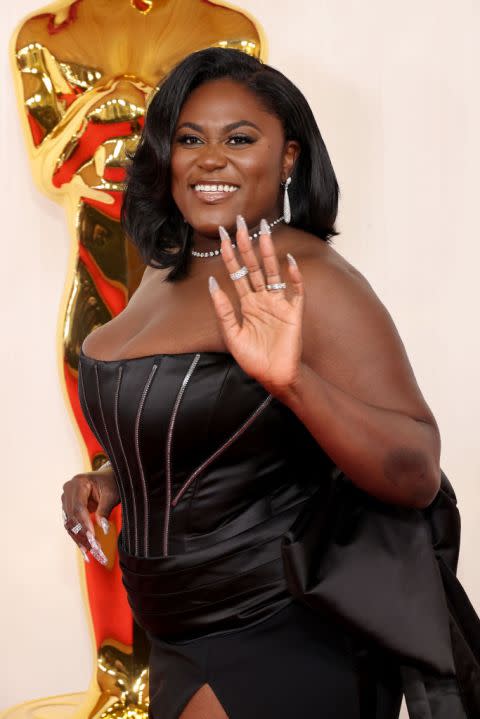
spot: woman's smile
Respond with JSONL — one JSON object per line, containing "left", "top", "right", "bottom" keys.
{"left": 191, "top": 180, "right": 240, "bottom": 204}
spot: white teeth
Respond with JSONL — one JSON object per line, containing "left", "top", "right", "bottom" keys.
{"left": 194, "top": 184, "right": 238, "bottom": 193}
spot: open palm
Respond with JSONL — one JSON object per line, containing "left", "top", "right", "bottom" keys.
{"left": 208, "top": 218, "right": 305, "bottom": 395}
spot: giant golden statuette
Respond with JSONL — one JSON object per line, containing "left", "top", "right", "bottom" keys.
{"left": 6, "top": 1, "right": 265, "bottom": 717}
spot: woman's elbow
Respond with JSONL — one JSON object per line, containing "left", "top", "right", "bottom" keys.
{"left": 384, "top": 442, "right": 441, "bottom": 509}
{"left": 408, "top": 462, "right": 442, "bottom": 509}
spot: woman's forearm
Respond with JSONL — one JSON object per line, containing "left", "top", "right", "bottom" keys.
{"left": 272, "top": 361, "right": 441, "bottom": 508}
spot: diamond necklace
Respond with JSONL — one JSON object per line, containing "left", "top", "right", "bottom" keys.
{"left": 191, "top": 214, "right": 285, "bottom": 258}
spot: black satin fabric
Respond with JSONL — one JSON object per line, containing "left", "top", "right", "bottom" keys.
{"left": 77, "top": 347, "right": 480, "bottom": 719}
{"left": 78, "top": 348, "right": 334, "bottom": 640}
{"left": 281, "top": 469, "right": 455, "bottom": 674}
{"left": 281, "top": 466, "right": 480, "bottom": 718}
{"left": 78, "top": 348, "right": 407, "bottom": 717}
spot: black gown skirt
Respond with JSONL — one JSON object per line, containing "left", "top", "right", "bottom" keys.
{"left": 147, "top": 598, "right": 403, "bottom": 719}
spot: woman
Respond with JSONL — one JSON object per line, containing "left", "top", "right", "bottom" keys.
{"left": 61, "top": 47, "right": 441, "bottom": 718}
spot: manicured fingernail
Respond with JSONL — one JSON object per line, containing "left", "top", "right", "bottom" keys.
{"left": 260, "top": 218, "right": 271, "bottom": 235}
{"left": 86, "top": 529, "right": 100, "bottom": 550}
{"left": 286, "top": 252, "right": 297, "bottom": 268}
{"left": 79, "top": 545, "right": 90, "bottom": 563}
{"left": 94, "top": 549, "right": 108, "bottom": 565}
{"left": 87, "top": 531, "right": 108, "bottom": 564}
{"left": 236, "top": 215, "right": 247, "bottom": 231}
{"left": 86, "top": 531, "right": 108, "bottom": 564}
{"left": 218, "top": 226, "right": 230, "bottom": 242}
{"left": 99, "top": 517, "right": 110, "bottom": 535}
{"left": 208, "top": 275, "right": 219, "bottom": 293}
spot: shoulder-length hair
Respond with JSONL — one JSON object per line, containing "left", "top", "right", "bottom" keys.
{"left": 121, "top": 47, "right": 340, "bottom": 282}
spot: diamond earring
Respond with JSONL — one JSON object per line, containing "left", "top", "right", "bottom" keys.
{"left": 282, "top": 176, "right": 292, "bottom": 224}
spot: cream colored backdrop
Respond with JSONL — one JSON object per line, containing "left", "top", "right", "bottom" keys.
{"left": 2, "top": 0, "right": 478, "bottom": 714}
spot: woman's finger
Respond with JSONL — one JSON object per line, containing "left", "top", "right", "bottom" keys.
{"left": 64, "top": 515, "right": 93, "bottom": 554}
{"left": 79, "top": 545, "right": 90, "bottom": 563}
{"left": 258, "top": 220, "right": 286, "bottom": 299}
{"left": 63, "top": 478, "right": 95, "bottom": 534}
{"left": 218, "top": 224, "right": 252, "bottom": 299}
{"left": 286, "top": 253, "right": 305, "bottom": 308}
{"left": 94, "top": 476, "right": 121, "bottom": 535}
{"left": 86, "top": 529, "right": 109, "bottom": 565}
{"left": 65, "top": 517, "right": 108, "bottom": 565}
{"left": 65, "top": 519, "right": 108, "bottom": 565}
{"left": 208, "top": 276, "right": 241, "bottom": 345}
{"left": 62, "top": 479, "right": 107, "bottom": 564}
{"left": 234, "top": 215, "right": 267, "bottom": 292}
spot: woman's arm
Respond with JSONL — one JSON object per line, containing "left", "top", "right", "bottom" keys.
{"left": 274, "top": 251, "right": 441, "bottom": 509}
{"left": 209, "top": 224, "right": 440, "bottom": 509}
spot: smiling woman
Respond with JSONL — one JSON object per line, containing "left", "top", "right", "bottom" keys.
{"left": 63, "top": 46, "right": 453, "bottom": 719}
{"left": 170, "top": 80, "right": 298, "bottom": 252}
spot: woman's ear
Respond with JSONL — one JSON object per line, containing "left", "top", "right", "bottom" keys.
{"left": 282, "top": 140, "right": 301, "bottom": 180}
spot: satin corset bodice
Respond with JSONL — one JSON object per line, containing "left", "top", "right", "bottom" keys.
{"left": 78, "top": 348, "right": 333, "bottom": 560}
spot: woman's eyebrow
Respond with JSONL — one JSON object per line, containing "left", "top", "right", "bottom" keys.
{"left": 176, "top": 120, "right": 261, "bottom": 133}
{"left": 224, "top": 120, "right": 261, "bottom": 132}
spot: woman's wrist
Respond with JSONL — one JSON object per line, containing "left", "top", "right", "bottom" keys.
{"left": 269, "top": 361, "right": 309, "bottom": 407}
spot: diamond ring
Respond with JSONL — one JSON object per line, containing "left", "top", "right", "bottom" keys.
{"left": 229, "top": 266, "right": 249, "bottom": 281}
{"left": 266, "top": 282, "right": 287, "bottom": 291}
{"left": 71, "top": 522, "right": 82, "bottom": 535}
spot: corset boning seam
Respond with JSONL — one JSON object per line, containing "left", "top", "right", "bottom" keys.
{"left": 164, "top": 353, "right": 202, "bottom": 557}
{"left": 172, "top": 393, "right": 273, "bottom": 507}
{"left": 134, "top": 362, "right": 159, "bottom": 557}
{"left": 93, "top": 362, "right": 131, "bottom": 552}
{"left": 182, "top": 360, "right": 234, "bottom": 532}
{"left": 114, "top": 364, "right": 138, "bottom": 556}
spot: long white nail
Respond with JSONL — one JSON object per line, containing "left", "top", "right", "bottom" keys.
{"left": 93, "top": 549, "right": 108, "bottom": 565}
{"left": 236, "top": 215, "right": 247, "bottom": 232}
{"left": 86, "top": 530, "right": 108, "bottom": 564}
{"left": 218, "top": 226, "right": 230, "bottom": 242}
{"left": 87, "top": 530, "right": 103, "bottom": 553}
{"left": 260, "top": 218, "right": 271, "bottom": 235}
{"left": 208, "top": 276, "right": 219, "bottom": 294}
{"left": 79, "top": 545, "right": 90, "bottom": 563}
{"left": 99, "top": 517, "right": 110, "bottom": 535}
{"left": 286, "top": 252, "right": 297, "bottom": 268}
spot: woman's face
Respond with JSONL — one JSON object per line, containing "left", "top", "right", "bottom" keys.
{"left": 170, "top": 78, "right": 299, "bottom": 243}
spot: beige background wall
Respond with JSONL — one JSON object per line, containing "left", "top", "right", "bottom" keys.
{"left": 2, "top": 0, "right": 478, "bottom": 713}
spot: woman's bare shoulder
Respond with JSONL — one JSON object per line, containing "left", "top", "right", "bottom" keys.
{"left": 279, "top": 228, "right": 358, "bottom": 277}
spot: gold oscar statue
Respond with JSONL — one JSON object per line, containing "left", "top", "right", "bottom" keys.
{"left": 5, "top": 2, "right": 265, "bottom": 717}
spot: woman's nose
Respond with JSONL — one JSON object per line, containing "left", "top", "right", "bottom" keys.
{"left": 197, "top": 144, "right": 228, "bottom": 170}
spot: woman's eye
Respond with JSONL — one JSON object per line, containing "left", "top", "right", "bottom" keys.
{"left": 227, "top": 135, "right": 254, "bottom": 145}
{"left": 175, "top": 134, "right": 254, "bottom": 146}
{"left": 177, "top": 135, "right": 202, "bottom": 145}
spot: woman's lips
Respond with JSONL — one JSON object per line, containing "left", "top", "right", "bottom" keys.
{"left": 191, "top": 183, "right": 240, "bottom": 204}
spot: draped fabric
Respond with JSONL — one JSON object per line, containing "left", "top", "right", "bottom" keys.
{"left": 280, "top": 468, "right": 480, "bottom": 718}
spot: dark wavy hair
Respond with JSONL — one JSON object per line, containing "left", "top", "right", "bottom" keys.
{"left": 121, "top": 47, "right": 340, "bottom": 282}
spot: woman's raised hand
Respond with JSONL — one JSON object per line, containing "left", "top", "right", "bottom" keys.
{"left": 61, "top": 463, "right": 120, "bottom": 564}
{"left": 208, "top": 215, "right": 305, "bottom": 396}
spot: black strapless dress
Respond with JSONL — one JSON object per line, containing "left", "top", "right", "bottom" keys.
{"left": 78, "top": 348, "right": 402, "bottom": 719}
